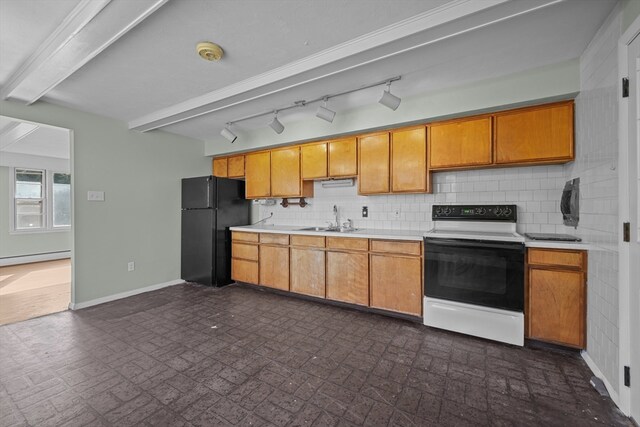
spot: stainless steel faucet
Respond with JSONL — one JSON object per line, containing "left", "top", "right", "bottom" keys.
{"left": 333, "top": 205, "right": 339, "bottom": 228}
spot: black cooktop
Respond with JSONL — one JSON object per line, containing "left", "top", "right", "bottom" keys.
{"left": 525, "top": 233, "right": 581, "bottom": 242}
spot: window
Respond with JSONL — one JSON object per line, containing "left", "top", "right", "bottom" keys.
{"left": 12, "top": 168, "right": 71, "bottom": 232}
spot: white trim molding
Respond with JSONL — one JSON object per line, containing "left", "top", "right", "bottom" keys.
{"left": 0, "top": 251, "right": 70, "bottom": 267}
{"left": 68, "top": 279, "right": 184, "bottom": 310}
{"left": 582, "top": 351, "right": 621, "bottom": 407}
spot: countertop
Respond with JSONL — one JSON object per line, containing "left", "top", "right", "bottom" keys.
{"left": 524, "top": 239, "right": 591, "bottom": 250}
{"left": 229, "top": 224, "right": 424, "bottom": 241}
{"left": 230, "top": 225, "right": 591, "bottom": 249}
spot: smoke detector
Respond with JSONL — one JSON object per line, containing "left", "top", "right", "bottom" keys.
{"left": 196, "top": 42, "right": 224, "bottom": 61}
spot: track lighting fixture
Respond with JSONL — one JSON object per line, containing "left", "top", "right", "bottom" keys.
{"left": 378, "top": 81, "right": 401, "bottom": 111}
{"left": 220, "top": 76, "right": 402, "bottom": 141}
{"left": 220, "top": 123, "right": 237, "bottom": 143}
{"left": 315, "top": 97, "right": 336, "bottom": 123}
{"left": 268, "top": 111, "right": 285, "bottom": 134}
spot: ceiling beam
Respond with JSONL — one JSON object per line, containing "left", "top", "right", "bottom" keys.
{"left": 0, "top": 122, "right": 38, "bottom": 151}
{"left": 0, "top": 0, "right": 170, "bottom": 104}
{"left": 128, "top": 0, "right": 514, "bottom": 132}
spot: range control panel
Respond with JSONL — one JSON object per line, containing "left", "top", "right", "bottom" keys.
{"left": 432, "top": 204, "right": 518, "bottom": 222}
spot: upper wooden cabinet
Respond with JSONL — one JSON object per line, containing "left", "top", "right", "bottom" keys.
{"left": 227, "top": 155, "right": 245, "bottom": 178}
{"left": 495, "top": 101, "right": 574, "bottom": 165}
{"left": 428, "top": 117, "right": 492, "bottom": 169}
{"left": 328, "top": 137, "right": 358, "bottom": 177}
{"left": 391, "top": 126, "right": 430, "bottom": 193}
{"left": 301, "top": 143, "right": 327, "bottom": 180}
{"left": 358, "top": 132, "right": 390, "bottom": 195}
{"left": 245, "top": 151, "right": 271, "bottom": 199}
{"left": 271, "top": 146, "right": 313, "bottom": 198}
{"left": 212, "top": 157, "right": 228, "bottom": 177}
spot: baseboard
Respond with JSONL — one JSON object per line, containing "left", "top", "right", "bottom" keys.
{"left": 581, "top": 350, "right": 621, "bottom": 408}
{"left": 0, "top": 251, "right": 71, "bottom": 267}
{"left": 69, "top": 279, "right": 184, "bottom": 310}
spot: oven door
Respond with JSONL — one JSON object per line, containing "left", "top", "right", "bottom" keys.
{"left": 424, "top": 237, "right": 524, "bottom": 312}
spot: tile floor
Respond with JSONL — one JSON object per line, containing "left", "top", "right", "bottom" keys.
{"left": 0, "top": 283, "right": 631, "bottom": 426}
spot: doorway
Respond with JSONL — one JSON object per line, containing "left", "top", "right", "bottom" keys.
{"left": 0, "top": 116, "right": 73, "bottom": 325}
{"left": 620, "top": 16, "right": 640, "bottom": 422}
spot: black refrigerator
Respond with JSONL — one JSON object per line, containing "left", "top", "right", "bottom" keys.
{"left": 181, "top": 176, "right": 250, "bottom": 286}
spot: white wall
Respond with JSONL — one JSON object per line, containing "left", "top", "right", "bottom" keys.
{"left": 564, "top": 2, "right": 625, "bottom": 399}
{"left": 206, "top": 59, "right": 579, "bottom": 156}
{"left": 0, "top": 165, "right": 71, "bottom": 258}
{"left": 258, "top": 165, "right": 567, "bottom": 235}
{"left": 0, "top": 99, "right": 211, "bottom": 305}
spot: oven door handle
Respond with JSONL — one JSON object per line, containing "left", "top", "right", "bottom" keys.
{"left": 424, "top": 238, "right": 525, "bottom": 251}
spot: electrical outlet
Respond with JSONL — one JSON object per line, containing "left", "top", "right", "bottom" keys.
{"left": 393, "top": 208, "right": 401, "bottom": 219}
{"left": 362, "top": 206, "right": 368, "bottom": 218}
{"left": 127, "top": 261, "right": 135, "bottom": 272}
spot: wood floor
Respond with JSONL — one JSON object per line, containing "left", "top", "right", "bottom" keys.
{"left": 0, "top": 259, "right": 70, "bottom": 325}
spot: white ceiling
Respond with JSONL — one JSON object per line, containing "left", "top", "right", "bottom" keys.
{"left": 0, "top": 0, "right": 617, "bottom": 143}
{"left": 0, "top": 116, "right": 70, "bottom": 160}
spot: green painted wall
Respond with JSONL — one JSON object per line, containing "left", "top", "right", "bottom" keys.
{"left": 0, "top": 99, "right": 211, "bottom": 304}
{"left": 205, "top": 59, "right": 580, "bottom": 156}
{"left": 0, "top": 166, "right": 71, "bottom": 258}
{"left": 622, "top": 0, "right": 640, "bottom": 33}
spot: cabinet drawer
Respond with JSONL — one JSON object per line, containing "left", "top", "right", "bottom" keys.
{"left": 370, "top": 240, "right": 421, "bottom": 256}
{"left": 232, "top": 231, "right": 259, "bottom": 243}
{"left": 232, "top": 243, "right": 258, "bottom": 261}
{"left": 260, "top": 233, "right": 289, "bottom": 245}
{"left": 291, "top": 235, "right": 325, "bottom": 248}
{"left": 232, "top": 259, "right": 258, "bottom": 284}
{"left": 528, "top": 248, "right": 584, "bottom": 269}
{"left": 326, "top": 237, "right": 368, "bottom": 251}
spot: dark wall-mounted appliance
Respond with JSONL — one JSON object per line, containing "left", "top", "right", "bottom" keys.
{"left": 561, "top": 178, "right": 580, "bottom": 228}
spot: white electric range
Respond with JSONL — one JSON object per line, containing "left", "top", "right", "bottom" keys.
{"left": 423, "top": 204, "right": 525, "bottom": 346}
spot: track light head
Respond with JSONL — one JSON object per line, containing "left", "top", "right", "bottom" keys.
{"left": 220, "top": 124, "right": 237, "bottom": 143}
{"left": 379, "top": 81, "right": 401, "bottom": 111}
{"left": 269, "top": 112, "right": 285, "bottom": 134}
{"left": 316, "top": 97, "right": 336, "bottom": 123}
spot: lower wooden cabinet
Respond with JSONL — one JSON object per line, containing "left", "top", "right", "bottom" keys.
{"left": 526, "top": 248, "right": 586, "bottom": 349}
{"left": 232, "top": 258, "right": 258, "bottom": 284}
{"left": 232, "top": 230, "right": 425, "bottom": 319}
{"left": 259, "top": 245, "right": 290, "bottom": 291}
{"left": 326, "top": 251, "right": 369, "bottom": 306}
{"left": 290, "top": 248, "right": 325, "bottom": 297}
{"left": 370, "top": 254, "right": 422, "bottom": 316}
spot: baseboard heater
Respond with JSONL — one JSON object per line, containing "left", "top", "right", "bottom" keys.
{"left": 0, "top": 251, "right": 71, "bottom": 267}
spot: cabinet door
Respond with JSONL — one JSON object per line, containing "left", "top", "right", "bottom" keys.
{"left": 227, "top": 155, "right": 245, "bottom": 178}
{"left": 301, "top": 143, "right": 327, "bottom": 179}
{"left": 329, "top": 137, "right": 357, "bottom": 177}
{"left": 528, "top": 268, "right": 585, "bottom": 348}
{"left": 291, "top": 248, "right": 325, "bottom": 298}
{"left": 358, "top": 133, "right": 390, "bottom": 194}
{"left": 245, "top": 152, "right": 271, "bottom": 199}
{"left": 370, "top": 255, "right": 422, "bottom": 316}
{"left": 259, "top": 245, "right": 289, "bottom": 290}
{"left": 232, "top": 259, "right": 258, "bottom": 284}
{"left": 271, "top": 147, "right": 302, "bottom": 197}
{"left": 212, "top": 158, "right": 228, "bottom": 177}
{"left": 428, "top": 117, "right": 492, "bottom": 169}
{"left": 326, "top": 251, "right": 368, "bottom": 306}
{"left": 495, "top": 102, "right": 574, "bottom": 164}
{"left": 391, "top": 126, "right": 429, "bottom": 192}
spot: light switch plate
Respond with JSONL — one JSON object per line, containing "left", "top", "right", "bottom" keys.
{"left": 87, "top": 191, "right": 105, "bottom": 201}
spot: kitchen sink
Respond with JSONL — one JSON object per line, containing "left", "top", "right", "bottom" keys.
{"left": 298, "top": 226, "right": 330, "bottom": 231}
{"left": 297, "top": 226, "right": 359, "bottom": 233}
